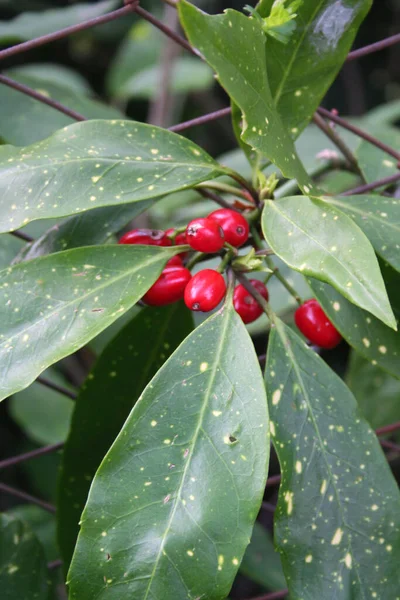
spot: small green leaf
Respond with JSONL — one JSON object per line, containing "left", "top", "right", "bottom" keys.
{"left": 0, "top": 0, "right": 118, "bottom": 43}
{"left": 58, "top": 303, "right": 194, "bottom": 569}
{"left": 255, "top": 0, "right": 372, "bottom": 134}
{"left": 6, "top": 506, "right": 57, "bottom": 562}
{"left": 0, "top": 120, "right": 225, "bottom": 233}
{"left": 15, "top": 201, "right": 153, "bottom": 263}
{"left": 9, "top": 369, "right": 74, "bottom": 445}
{"left": 308, "top": 278, "right": 400, "bottom": 379}
{"left": 0, "top": 514, "right": 48, "bottom": 599}
{"left": 0, "top": 70, "right": 123, "bottom": 146}
{"left": 322, "top": 194, "right": 400, "bottom": 274}
{"left": 355, "top": 126, "right": 400, "bottom": 184}
{"left": 266, "top": 319, "right": 400, "bottom": 599}
{"left": 179, "top": 2, "right": 313, "bottom": 192}
{"left": 68, "top": 302, "right": 269, "bottom": 600}
{"left": 0, "top": 244, "right": 177, "bottom": 402}
{"left": 346, "top": 351, "right": 400, "bottom": 432}
{"left": 262, "top": 196, "right": 396, "bottom": 328}
{"left": 246, "top": 0, "right": 303, "bottom": 44}
{"left": 0, "top": 235, "right": 23, "bottom": 269}
{"left": 240, "top": 522, "right": 286, "bottom": 591}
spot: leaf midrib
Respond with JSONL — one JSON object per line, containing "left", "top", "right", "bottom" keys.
{"left": 274, "top": 321, "right": 365, "bottom": 595}
{"left": 266, "top": 200, "right": 390, "bottom": 323}
{"left": 143, "top": 306, "right": 232, "bottom": 599}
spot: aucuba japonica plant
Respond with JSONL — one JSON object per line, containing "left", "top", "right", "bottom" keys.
{"left": 0, "top": 1, "right": 400, "bottom": 599}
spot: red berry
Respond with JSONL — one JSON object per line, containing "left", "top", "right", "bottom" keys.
{"left": 233, "top": 280, "right": 269, "bottom": 324}
{"left": 119, "top": 229, "right": 172, "bottom": 246}
{"left": 186, "top": 218, "right": 225, "bottom": 253}
{"left": 294, "top": 299, "right": 342, "bottom": 349}
{"left": 208, "top": 208, "right": 249, "bottom": 247}
{"left": 184, "top": 269, "right": 226, "bottom": 312}
{"left": 143, "top": 266, "right": 191, "bottom": 306}
{"left": 165, "top": 228, "right": 187, "bottom": 246}
{"left": 166, "top": 255, "right": 183, "bottom": 267}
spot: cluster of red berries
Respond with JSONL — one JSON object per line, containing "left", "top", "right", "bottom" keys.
{"left": 119, "top": 208, "right": 341, "bottom": 348}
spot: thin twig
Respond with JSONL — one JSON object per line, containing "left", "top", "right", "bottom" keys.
{"left": 376, "top": 421, "right": 400, "bottom": 436}
{"left": 347, "top": 33, "right": 400, "bottom": 61}
{"left": 0, "top": 483, "right": 56, "bottom": 514}
{"left": 197, "top": 188, "right": 237, "bottom": 211}
{"left": 312, "top": 112, "right": 365, "bottom": 180}
{"left": 246, "top": 589, "right": 289, "bottom": 600}
{"left": 37, "top": 376, "right": 77, "bottom": 401}
{"left": 340, "top": 172, "right": 400, "bottom": 196}
{"left": 0, "top": 443, "right": 64, "bottom": 471}
{"left": 261, "top": 501, "right": 276, "bottom": 513}
{"left": 135, "top": 6, "right": 200, "bottom": 57}
{"left": 169, "top": 107, "right": 232, "bottom": 133}
{"left": 9, "top": 229, "right": 34, "bottom": 243}
{"left": 265, "top": 474, "right": 282, "bottom": 488}
{"left": 317, "top": 107, "right": 400, "bottom": 161}
{"left": 47, "top": 559, "right": 63, "bottom": 570}
{"left": 0, "top": 74, "right": 86, "bottom": 121}
{"left": 380, "top": 439, "right": 400, "bottom": 453}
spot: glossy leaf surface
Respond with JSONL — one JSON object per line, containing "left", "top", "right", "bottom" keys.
{"left": 355, "top": 126, "right": 400, "bottom": 184}
{"left": 262, "top": 196, "right": 396, "bottom": 328}
{"left": 308, "top": 278, "right": 400, "bottom": 379}
{"left": 0, "top": 514, "right": 48, "bottom": 599}
{"left": 15, "top": 200, "right": 153, "bottom": 263}
{"left": 179, "top": 2, "right": 314, "bottom": 192}
{"left": 0, "top": 245, "right": 177, "bottom": 402}
{"left": 346, "top": 351, "right": 400, "bottom": 432}
{"left": 68, "top": 302, "right": 269, "bottom": 599}
{"left": 0, "top": 71, "right": 123, "bottom": 146}
{"left": 266, "top": 319, "right": 400, "bottom": 599}
{"left": 240, "top": 522, "right": 286, "bottom": 592}
{"left": 322, "top": 194, "right": 400, "bottom": 273}
{"left": 0, "top": 0, "right": 118, "bottom": 42}
{"left": 58, "top": 303, "right": 194, "bottom": 569}
{"left": 256, "top": 0, "right": 372, "bottom": 134}
{"left": 0, "top": 120, "right": 224, "bottom": 233}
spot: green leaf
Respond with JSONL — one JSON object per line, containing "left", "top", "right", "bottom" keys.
{"left": 355, "top": 126, "right": 400, "bottom": 184}
{"left": 322, "top": 194, "right": 400, "bottom": 274}
{"left": 0, "top": 513, "right": 48, "bottom": 599}
{"left": 15, "top": 201, "right": 153, "bottom": 263}
{"left": 6, "top": 506, "right": 57, "bottom": 562}
{"left": 0, "top": 70, "right": 123, "bottom": 146}
{"left": 308, "top": 278, "right": 400, "bottom": 379}
{"left": 116, "top": 57, "right": 214, "bottom": 101}
{"left": 68, "top": 302, "right": 269, "bottom": 600}
{"left": 266, "top": 319, "right": 400, "bottom": 599}
{"left": 0, "top": 0, "right": 118, "bottom": 43}
{"left": 240, "top": 522, "right": 286, "bottom": 592}
{"left": 6, "top": 63, "right": 92, "bottom": 95}
{"left": 0, "top": 244, "right": 178, "bottom": 402}
{"left": 58, "top": 303, "right": 194, "bottom": 569}
{"left": 9, "top": 369, "right": 74, "bottom": 445}
{"left": 346, "top": 351, "right": 400, "bottom": 432}
{"left": 0, "top": 235, "right": 23, "bottom": 269}
{"left": 179, "top": 2, "right": 314, "bottom": 192}
{"left": 255, "top": 0, "right": 372, "bottom": 134}
{"left": 247, "top": 0, "right": 302, "bottom": 44}
{"left": 262, "top": 196, "right": 396, "bottom": 328}
{"left": 0, "top": 120, "right": 225, "bottom": 233}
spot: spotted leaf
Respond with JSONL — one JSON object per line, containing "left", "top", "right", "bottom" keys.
{"left": 0, "top": 514, "right": 48, "bottom": 599}
{"left": 67, "top": 301, "right": 269, "bottom": 600}
{"left": 0, "top": 120, "right": 226, "bottom": 234}
{"left": 266, "top": 319, "right": 400, "bottom": 599}
{"left": 308, "top": 278, "right": 400, "bottom": 379}
{"left": 355, "top": 126, "right": 400, "bottom": 184}
{"left": 179, "top": 2, "right": 313, "bottom": 192}
{"left": 14, "top": 200, "right": 153, "bottom": 263}
{"left": 262, "top": 196, "right": 396, "bottom": 329}
{"left": 255, "top": 0, "right": 372, "bottom": 135}
{"left": 322, "top": 194, "right": 400, "bottom": 274}
{"left": 58, "top": 303, "right": 194, "bottom": 570}
{"left": 0, "top": 244, "right": 178, "bottom": 402}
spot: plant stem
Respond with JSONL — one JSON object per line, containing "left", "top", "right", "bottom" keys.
{"left": 186, "top": 252, "right": 204, "bottom": 270}
{"left": 9, "top": 229, "right": 34, "bottom": 243}
{"left": 224, "top": 169, "right": 259, "bottom": 205}
{"left": 196, "top": 181, "right": 253, "bottom": 203}
{"left": 340, "top": 172, "right": 400, "bottom": 196}
{"left": 0, "top": 483, "right": 56, "bottom": 514}
{"left": 196, "top": 188, "right": 237, "bottom": 211}
{"left": 37, "top": 376, "right": 77, "bottom": 400}
{"left": 265, "top": 474, "right": 282, "bottom": 488}
{"left": 135, "top": 6, "right": 200, "bottom": 57}
{"left": 375, "top": 421, "right": 400, "bottom": 436}
{"left": 347, "top": 33, "right": 400, "bottom": 61}
{"left": 0, "top": 443, "right": 64, "bottom": 471}
{"left": 47, "top": 559, "right": 63, "bottom": 570}
{"left": 236, "top": 273, "right": 275, "bottom": 321}
{"left": 169, "top": 107, "right": 232, "bottom": 133}
{"left": 312, "top": 112, "right": 365, "bottom": 180}
{"left": 247, "top": 590, "right": 289, "bottom": 600}
{"left": 218, "top": 249, "right": 236, "bottom": 274}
